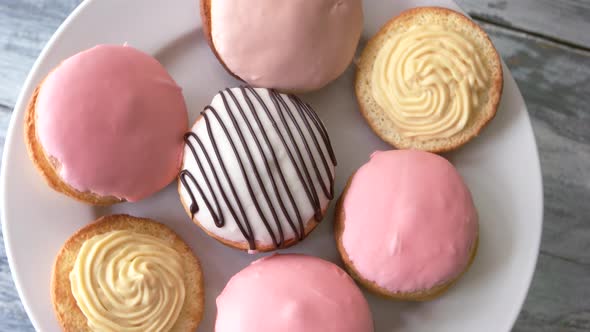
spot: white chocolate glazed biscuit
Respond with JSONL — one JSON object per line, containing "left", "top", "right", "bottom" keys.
{"left": 179, "top": 87, "right": 336, "bottom": 251}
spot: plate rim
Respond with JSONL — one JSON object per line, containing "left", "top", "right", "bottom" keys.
{"left": 0, "top": 1, "right": 93, "bottom": 330}
{"left": 0, "top": 0, "right": 544, "bottom": 331}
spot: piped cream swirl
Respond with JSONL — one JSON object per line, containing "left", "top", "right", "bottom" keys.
{"left": 371, "top": 24, "right": 489, "bottom": 139}
{"left": 69, "top": 230, "right": 185, "bottom": 332}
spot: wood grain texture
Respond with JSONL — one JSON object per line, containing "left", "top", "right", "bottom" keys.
{"left": 0, "top": 0, "right": 81, "bottom": 108}
{"left": 0, "top": 2, "right": 98, "bottom": 330}
{"left": 479, "top": 22, "right": 590, "bottom": 331}
{"left": 0, "top": 227, "right": 34, "bottom": 332}
{"left": 0, "top": 1, "right": 589, "bottom": 331}
{"left": 457, "top": 0, "right": 590, "bottom": 49}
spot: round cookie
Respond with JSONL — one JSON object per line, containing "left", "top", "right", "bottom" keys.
{"left": 216, "top": 254, "right": 374, "bottom": 332}
{"left": 355, "top": 7, "right": 503, "bottom": 152}
{"left": 201, "top": 0, "right": 363, "bottom": 93}
{"left": 178, "top": 86, "right": 336, "bottom": 252}
{"left": 51, "top": 214, "right": 204, "bottom": 332}
{"left": 335, "top": 150, "right": 478, "bottom": 300}
{"left": 25, "top": 45, "right": 188, "bottom": 205}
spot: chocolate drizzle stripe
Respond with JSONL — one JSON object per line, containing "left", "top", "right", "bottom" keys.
{"left": 275, "top": 93, "right": 333, "bottom": 203}
{"left": 240, "top": 87, "right": 304, "bottom": 240}
{"left": 265, "top": 89, "right": 334, "bottom": 221}
{"left": 269, "top": 91, "right": 323, "bottom": 220}
{"left": 247, "top": 88, "right": 317, "bottom": 235}
{"left": 219, "top": 89, "right": 284, "bottom": 247}
{"left": 179, "top": 133, "right": 223, "bottom": 225}
{"left": 297, "top": 96, "right": 337, "bottom": 166}
{"left": 203, "top": 111, "right": 255, "bottom": 248}
{"left": 180, "top": 87, "right": 336, "bottom": 250}
{"left": 209, "top": 106, "right": 271, "bottom": 247}
{"left": 288, "top": 95, "right": 335, "bottom": 199}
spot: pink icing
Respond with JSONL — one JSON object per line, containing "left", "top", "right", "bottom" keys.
{"left": 210, "top": 0, "right": 363, "bottom": 92}
{"left": 342, "top": 150, "right": 478, "bottom": 293}
{"left": 216, "top": 254, "right": 374, "bottom": 332}
{"left": 36, "top": 45, "right": 188, "bottom": 202}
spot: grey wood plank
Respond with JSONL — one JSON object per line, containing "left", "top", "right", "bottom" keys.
{"left": 0, "top": 105, "right": 11, "bottom": 154}
{"left": 478, "top": 21, "right": 590, "bottom": 331}
{"left": 482, "top": 22, "right": 590, "bottom": 266}
{"left": 514, "top": 253, "right": 590, "bottom": 332}
{"left": 0, "top": 0, "right": 82, "bottom": 107}
{"left": 457, "top": 0, "right": 590, "bottom": 49}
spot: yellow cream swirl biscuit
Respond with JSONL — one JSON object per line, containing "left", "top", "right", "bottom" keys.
{"left": 69, "top": 230, "right": 186, "bottom": 332}
{"left": 371, "top": 24, "right": 489, "bottom": 140}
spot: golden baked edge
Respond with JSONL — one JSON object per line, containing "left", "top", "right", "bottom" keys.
{"left": 177, "top": 173, "right": 325, "bottom": 253}
{"left": 24, "top": 83, "right": 122, "bottom": 205}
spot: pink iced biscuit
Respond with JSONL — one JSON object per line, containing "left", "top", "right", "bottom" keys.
{"left": 341, "top": 150, "right": 478, "bottom": 293}
{"left": 216, "top": 254, "right": 374, "bottom": 332}
{"left": 209, "top": 0, "right": 363, "bottom": 92}
{"left": 36, "top": 45, "right": 187, "bottom": 202}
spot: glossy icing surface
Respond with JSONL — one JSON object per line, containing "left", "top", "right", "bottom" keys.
{"left": 215, "top": 254, "right": 374, "bottom": 332}
{"left": 36, "top": 45, "right": 187, "bottom": 201}
{"left": 210, "top": 0, "right": 363, "bottom": 92}
{"left": 371, "top": 24, "right": 489, "bottom": 140}
{"left": 69, "top": 230, "right": 185, "bottom": 332}
{"left": 341, "top": 150, "right": 478, "bottom": 293}
{"left": 179, "top": 87, "right": 336, "bottom": 250}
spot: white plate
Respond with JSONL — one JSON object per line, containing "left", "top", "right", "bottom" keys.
{"left": 1, "top": 0, "right": 543, "bottom": 331}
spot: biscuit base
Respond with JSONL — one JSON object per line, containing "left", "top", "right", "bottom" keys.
{"left": 178, "top": 178, "right": 326, "bottom": 252}
{"left": 334, "top": 176, "right": 478, "bottom": 301}
{"left": 24, "top": 83, "right": 123, "bottom": 205}
{"left": 51, "top": 214, "right": 204, "bottom": 332}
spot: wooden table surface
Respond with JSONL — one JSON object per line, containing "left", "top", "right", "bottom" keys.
{"left": 0, "top": 1, "right": 588, "bottom": 331}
